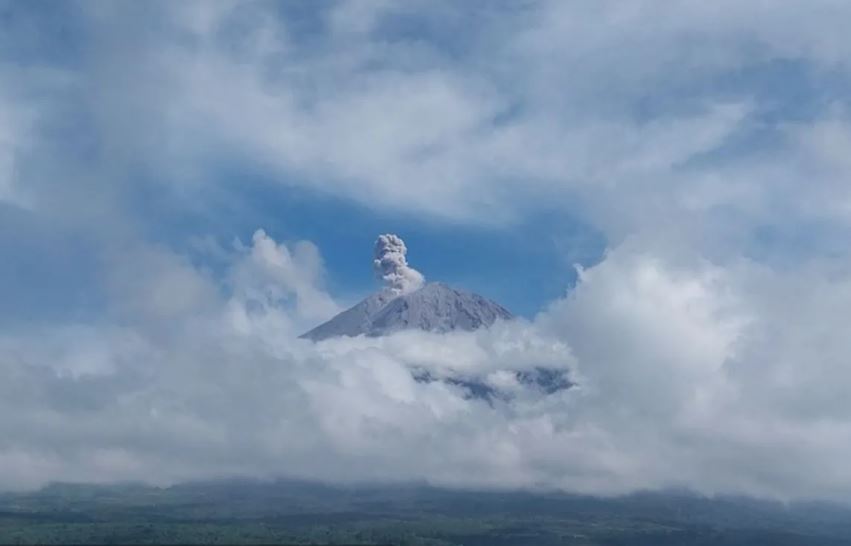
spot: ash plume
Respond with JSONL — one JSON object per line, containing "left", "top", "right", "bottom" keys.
{"left": 373, "top": 234, "right": 425, "bottom": 294}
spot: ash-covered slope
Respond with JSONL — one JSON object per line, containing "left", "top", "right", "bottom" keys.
{"left": 302, "top": 282, "right": 513, "bottom": 341}
{"left": 301, "top": 234, "right": 513, "bottom": 341}
{"left": 369, "top": 282, "right": 513, "bottom": 336}
{"left": 298, "top": 290, "right": 396, "bottom": 341}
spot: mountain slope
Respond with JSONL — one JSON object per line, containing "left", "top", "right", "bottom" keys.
{"left": 297, "top": 290, "right": 396, "bottom": 341}
{"left": 301, "top": 282, "right": 512, "bottom": 341}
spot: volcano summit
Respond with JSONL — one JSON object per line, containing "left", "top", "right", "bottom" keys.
{"left": 301, "top": 234, "right": 513, "bottom": 341}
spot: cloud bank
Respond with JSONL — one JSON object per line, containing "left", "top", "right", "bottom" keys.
{"left": 1, "top": 230, "right": 851, "bottom": 502}
{"left": 3, "top": 0, "right": 851, "bottom": 503}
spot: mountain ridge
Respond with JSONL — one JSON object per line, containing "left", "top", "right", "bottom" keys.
{"left": 301, "top": 282, "right": 513, "bottom": 341}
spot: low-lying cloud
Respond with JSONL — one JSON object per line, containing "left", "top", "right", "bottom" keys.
{"left": 2, "top": 230, "right": 851, "bottom": 501}
{"left": 5, "top": 0, "right": 851, "bottom": 505}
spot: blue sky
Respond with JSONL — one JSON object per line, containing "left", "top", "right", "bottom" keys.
{"left": 4, "top": 0, "right": 849, "bottom": 321}
{"left": 140, "top": 168, "right": 606, "bottom": 316}
{"left": 0, "top": 0, "right": 615, "bottom": 319}
{"left": 6, "top": 1, "right": 851, "bottom": 498}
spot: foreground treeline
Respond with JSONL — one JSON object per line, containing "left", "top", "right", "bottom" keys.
{"left": 1, "top": 480, "right": 850, "bottom": 545}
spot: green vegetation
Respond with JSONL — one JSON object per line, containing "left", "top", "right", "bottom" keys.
{"left": 0, "top": 481, "right": 850, "bottom": 545}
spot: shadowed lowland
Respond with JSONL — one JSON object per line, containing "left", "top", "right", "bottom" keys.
{"left": 2, "top": 481, "right": 851, "bottom": 545}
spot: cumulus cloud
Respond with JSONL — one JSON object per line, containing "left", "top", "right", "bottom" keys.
{"left": 373, "top": 234, "right": 425, "bottom": 294}
{"left": 2, "top": 230, "right": 851, "bottom": 501}
{"left": 5, "top": 0, "right": 851, "bottom": 504}
{"left": 230, "top": 229, "right": 341, "bottom": 331}
{"left": 0, "top": 229, "right": 573, "bottom": 491}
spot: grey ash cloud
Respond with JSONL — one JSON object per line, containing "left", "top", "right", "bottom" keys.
{"left": 373, "top": 234, "right": 425, "bottom": 294}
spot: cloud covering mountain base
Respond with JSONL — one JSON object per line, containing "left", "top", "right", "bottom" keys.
{"left": 2, "top": 229, "right": 851, "bottom": 502}
{"left": 6, "top": 0, "right": 851, "bottom": 505}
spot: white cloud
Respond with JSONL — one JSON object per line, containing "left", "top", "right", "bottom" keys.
{"left": 14, "top": 0, "right": 850, "bottom": 236}
{"left": 0, "top": 90, "right": 34, "bottom": 208}
{"left": 98, "top": 0, "right": 851, "bottom": 233}
{"left": 229, "top": 229, "right": 340, "bottom": 333}
{"left": 6, "top": 0, "right": 851, "bottom": 502}
{"left": 3, "top": 230, "right": 851, "bottom": 500}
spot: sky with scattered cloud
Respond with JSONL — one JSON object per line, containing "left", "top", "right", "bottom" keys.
{"left": 4, "top": 0, "right": 851, "bottom": 501}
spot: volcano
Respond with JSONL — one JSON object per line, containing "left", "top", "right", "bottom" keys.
{"left": 301, "top": 281, "right": 513, "bottom": 341}
{"left": 301, "top": 234, "right": 513, "bottom": 341}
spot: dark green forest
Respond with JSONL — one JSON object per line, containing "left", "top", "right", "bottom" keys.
{"left": 1, "top": 480, "right": 850, "bottom": 545}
